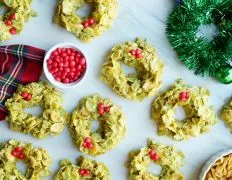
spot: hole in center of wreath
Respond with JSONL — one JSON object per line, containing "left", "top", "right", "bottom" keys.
{"left": 24, "top": 106, "right": 42, "bottom": 117}
{"left": 0, "top": 5, "right": 7, "bottom": 16}
{"left": 91, "top": 120, "right": 100, "bottom": 133}
{"left": 174, "top": 106, "right": 186, "bottom": 121}
{"left": 122, "top": 64, "right": 136, "bottom": 75}
{"left": 76, "top": 3, "right": 93, "bottom": 18}
{"left": 196, "top": 24, "right": 219, "bottom": 42}
{"left": 17, "top": 161, "right": 28, "bottom": 176}
{"left": 148, "top": 163, "right": 162, "bottom": 176}
{"left": 122, "top": 64, "right": 138, "bottom": 84}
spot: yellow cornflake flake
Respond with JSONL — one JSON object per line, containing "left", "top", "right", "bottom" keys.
{"left": 221, "top": 99, "right": 232, "bottom": 131}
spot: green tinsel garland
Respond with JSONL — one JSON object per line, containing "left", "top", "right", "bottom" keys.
{"left": 167, "top": 0, "right": 232, "bottom": 83}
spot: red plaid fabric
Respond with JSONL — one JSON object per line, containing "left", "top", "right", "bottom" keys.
{"left": 0, "top": 45, "right": 45, "bottom": 120}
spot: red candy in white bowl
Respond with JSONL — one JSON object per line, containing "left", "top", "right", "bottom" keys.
{"left": 43, "top": 43, "right": 88, "bottom": 89}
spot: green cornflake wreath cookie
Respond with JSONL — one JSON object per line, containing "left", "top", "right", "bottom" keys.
{"left": 54, "top": 0, "right": 118, "bottom": 41}
{"left": 221, "top": 99, "right": 232, "bottom": 131}
{"left": 0, "top": 0, "right": 35, "bottom": 42}
{"left": 101, "top": 38, "right": 164, "bottom": 101}
{"left": 127, "top": 139, "right": 184, "bottom": 180}
{"left": 0, "top": 140, "right": 51, "bottom": 179}
{"left": 5, "top": 82, "right": 69, "bottom": 139}
{"left": 69, "top": 94, "right": 126, "bottom": 156}
{"left": 55, "top": 156, "right": 111, "bottom": 179}
{"left": 151, "top": 80, "right": 217, "bottom": 141}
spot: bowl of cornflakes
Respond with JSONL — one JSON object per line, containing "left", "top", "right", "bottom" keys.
{"left": 199, "top": 149, "right": 232, "bottom": 180}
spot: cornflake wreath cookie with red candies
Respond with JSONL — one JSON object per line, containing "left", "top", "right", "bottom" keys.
{"left": 127, "top": 139, "right": 184, "bottom": 180}
{"left": 101, "top": 38, "right": 164, "bottom": 101}
{"left": 0, "top": 0, "right": 35, "bottom": 42}
{"left": 151, "top": 80, "right": 217, "bottom": 141}
{"left": 53, "top": 0, "right": 118, "bottom": 41}
{"left": 55, "top": 156, "right": 111, "bottom": 179}
{"left": 0, "top": 140, "right": 51, "bottom": 179}
{"left": 5, "top": 82, "right": 69, "bottom": 139}
{"left": 69, "top": 94, "right": 126, "bottom": 156}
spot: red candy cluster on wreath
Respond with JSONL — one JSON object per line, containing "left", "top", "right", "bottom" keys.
{"left": 21, "top": 91, "right": 32, "bottom": 101}
{"left": 11, "top": 147, "right": 25, "bottom": 160}
{"left": 4, "top": 13, "right": 17, "bottom": 34}
{"left": 79, "top": 168, "right": 90, "bottom": 177}
{"left": 47, "top": 48, "right": 86, "bottom": 84}
{"left": 82, "top": 137, "right": 93, "bottom": 149}
{"left": 129, "top": 48, "right": 143, "bottom": 59}
{"left": 82, "top": 18, "right": 96, "bottom": 28}
{"left": 149, "top": 149, "right": 159, "bottom": 161}
{"left": 179, "top": 90, "right": 190, "bottom": 102}
{"left": 97, "top": 102, "right": 110, "bottom": 116}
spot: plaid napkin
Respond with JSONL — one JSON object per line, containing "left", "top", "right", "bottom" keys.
{"left": 0, "top": 45, "right": 45, "bottom": 120}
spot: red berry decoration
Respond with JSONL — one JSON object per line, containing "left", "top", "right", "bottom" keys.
{"left": 25, "top": 94, "right": 32, "bottom": 101}
{"left": 21, "top": 91, "right": 28, "bottom": 98}
{"left": 11, "top": 147, "right": 25, "bottom": 160}
{"left": 9, "top": 27, "right": 17, "bottom": 34}
{"left": 11, "top": 150, "right": 18, "bottom": 157}
{"left": 79, "top": 169, "right": 90, "bottom": 176}
{"left": 104, "top": 106, "right": 110, "bottom": 113}
{"left": 82, "top": 137, "right": 93, "bottom": 149}
{"left": 129, "top": 49, "right": 136, "bottom": 56}
{"left": 88, "top": 18, "right": 95, "bottom": 25}
{"left": 82, "top": 18, "right": 96, "bottom": 28}
{"left": 5, "top": 20, "right": 12, "bottom": 26}
{"left": 82, "top": 21, "right": 89, "bottom": 28}
{"left": 149, "top": 149, "right": 159, "bottom": 161}
{"left": 130, "top": 48, "right": 143, "bottom": 59}
{"left": 47, "top": 48, "right": 87, "bottom": 84}
{"left": 179, "top": 91, "right": 190, "bottom": 101}
{"left": 97, "top": 102, "right": 111, "bottom": 115}
{"left": 21, "top": 91, "right": 32, "bottom": 101}
{"left": 9, "top": 13, "right": 16, "bottom": 20}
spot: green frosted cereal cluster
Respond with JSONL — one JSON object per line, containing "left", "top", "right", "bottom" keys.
{"left": 69, "top": 94, "right": 126, "bottom": 156}
{"left": 54, "top": 0, "right": 118, "bottom": 41}
{"left": 101, "top": 38, "right": 164, "bottom": 101}
{"left": 221, "top": 99, "right": 232, "bottom": 131}
{"left": 55, "top": 157, "right": 111, "bottom": 179}
{"left": 151, "top": 80, "right": 217, "bottom": 141}
{"left": 5, "top": 82, "right": 69, "bottom": 139}
{"left": 127, "top": 139, "right": 184, "bottom": 180}
{"left": 0, "top": 0, "right": 36, "bottom": 42}
{"left": 0, "top": 140, "right": 51, "bottom": 179}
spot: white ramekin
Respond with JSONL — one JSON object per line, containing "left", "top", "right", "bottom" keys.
{"left": 199, "top": 149, "right": 232, "bottom": 180}
{"left": 43, "top": 43, "right": 88, "bottom": 89}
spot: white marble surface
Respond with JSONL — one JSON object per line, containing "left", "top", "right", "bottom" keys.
{"left": 1, "top": 0, "right": 232, "bottom": 179}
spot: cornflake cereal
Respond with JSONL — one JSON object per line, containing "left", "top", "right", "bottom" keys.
{"left": 205, "top": 154, "right": 232, "bottom": 180}
{"left": 0, "top": 140, "right": 51, "bottom": 179}
{"left": 127, "top": 139, "right": 184, "bottom": 180}
{"left": 151, "top": 80, "right": 217, "bottom": 141}
{"left": 101, "top": 38, "right": 164, "bottom": 100}
{"left": 5, "top": 82, "right": 69, "bottom": 139}
{"left": 54, "top": 0, "right": 118, "bottom": 41}
{"left": 221, "top": 99, "right": 232, "bottom": 131}
{"left": 69, "top": 94, "right": 126, "bottom": 156}
{"left": 55, "top": 157, "right": 111, "bottom": 179}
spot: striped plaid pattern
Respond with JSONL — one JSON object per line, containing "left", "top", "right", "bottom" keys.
{"left": 0, "top": 45, "right": 45, "bottom": 120}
